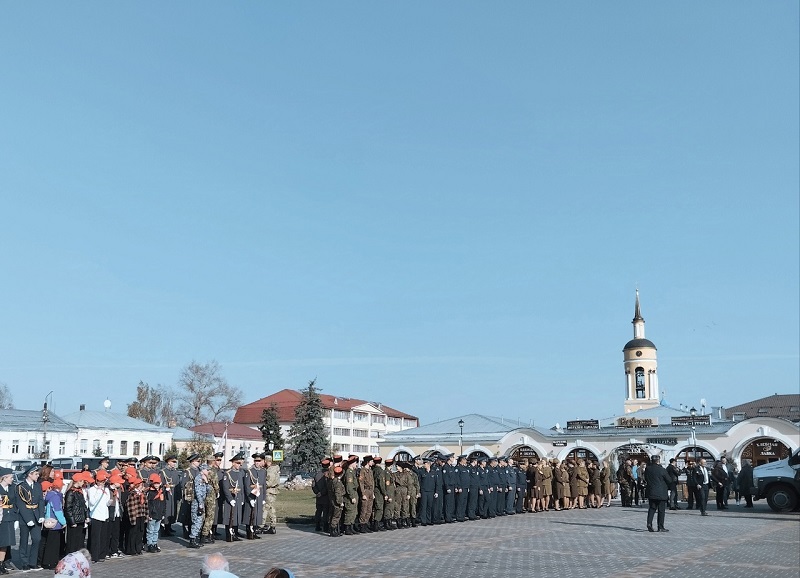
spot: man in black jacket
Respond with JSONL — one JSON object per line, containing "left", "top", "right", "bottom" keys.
{"left": 666, "top": 458, "right": 681, "bottom": 510}
{"left": 643, "top": 455, "right": 672, "bottom": 532}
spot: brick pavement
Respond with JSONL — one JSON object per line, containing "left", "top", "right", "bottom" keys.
{"left": 17, "top": 502, "right": 798, "bottom": 578}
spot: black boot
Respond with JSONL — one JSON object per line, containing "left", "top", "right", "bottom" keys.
{"left": 265, "top": 526, "right": 276, "bottom": 535}
{"left": 251, "top": 526, "right": 261, "bottom": 539}
{"left": 344, "top": 524, "right": 354, "bottom": 535}
{"left": 224, "top": 527, "right": 233, "bottom": 543}
{"left": 0, "top": 562, "right": 7, "bottom": 576}
{"left": 378, "top": 520, "right": 387, "bottom": 531}
{"left": 188, "top": 538, "right": 201, "bottom": 549}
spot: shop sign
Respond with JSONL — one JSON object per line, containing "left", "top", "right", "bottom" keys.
{"left": 646, "top": 438, "right": 678, "bottom": 446}
{"left": 515, "top": 448, "right": 538, "bottom": 458}
{"left": 671, "top": 415, "right": 711, "bottom": 426}
{"left": 616, "top": 417, "right": 657, "bottom": 428}
{"left": 566, "top": 420, "right": 599, "bottom": 430}
{"left": 553, "top": 440, "right": 568, "bottom": 447}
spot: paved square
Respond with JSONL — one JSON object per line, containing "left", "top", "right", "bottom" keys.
{"left": 37, "top": 502, "right": 799, "bottom": 578}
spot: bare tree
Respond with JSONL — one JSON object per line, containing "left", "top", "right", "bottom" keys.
{"left": 0, "top": 383, "right": 14, "bottom": 410}
{"left": 127, "top": 381, "right": 174, "bottom": 426}
{"left": 174, "top": 360, "right": 242, "bottom": 427}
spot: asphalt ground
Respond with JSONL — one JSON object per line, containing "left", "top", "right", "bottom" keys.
{"left": 11, "top": 500, "right": 800, "bottom": 578}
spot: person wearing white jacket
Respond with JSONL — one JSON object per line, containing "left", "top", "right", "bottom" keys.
{"left": 85, "top": 471, "right": 111, "bottom": 563}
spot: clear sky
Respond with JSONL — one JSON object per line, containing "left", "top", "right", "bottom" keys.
{"left": 1, "top": 2, "right": 797, "bottom": 429}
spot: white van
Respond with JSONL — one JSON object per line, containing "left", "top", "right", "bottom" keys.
{"left": 753, "top": 447, "right": 800, "bottom": 512}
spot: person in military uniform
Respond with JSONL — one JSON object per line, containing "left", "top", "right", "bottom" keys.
{"left": 430, "top": 456, "right": 445, "bottom": 524}
{"left": 575, "top": 459, "right": 590, "bottom": 509}
{"left": 15, "top": 464, "right": 44, "bottom": 571}
{"left": 260, "top": 454, "right": 280, "bottom": 535}
{"left": 221, "top": 452, "right": 245, "bottom": 542}
{"left": 407, "top": 459, "right": 420, "bottom": 527}
{"left": 0, "top": 467, "right": 17, "bottom": 575}
{"left": 600, "top": 459, "right": 613, "bottom": 507}
{"left": 188, "top": 465, "right": 211, "bottom": 548}
{"left": 540, "top": 459, "right": 553, "bottom": 511}
{"left": 514, "top": 459, "right": 527, "bottom": 513}
{"left": 242, "top": 453, "right": 266, "bottom": 540}
{"left": 371, "top": 457, "right": 386, "bottom": 531}
{"left": 617, "top": 458, "right": 634, "bottom": 507}
{"left": 202, "top": 452, "right": 223, "bottom": 543}
{"left": 382, "top": 458, "right": 396, "bottom": 530}
{"left": 312, "top": 458, "right": 332, "bottom": 533}
{"left": 418, "top": 458, "right": 438, "bottom": 526}
{"left": 328, "top": 466, "right": 345, "bottom": 537}
{"left": 342, "top": 456, "right": 359, "bottom": 535}
{"left": 180, "top": 454, "right": 202, "bottom": 537}
{"left": 504, "top": 457, "right": 517, "bottom": 515}
{"left": 357, "top": 455, "right": 375, "bottom": 533}
{"left": 440, "top": 454, "right": 456, "bottom": 523}
{"left": 161, "top": 455, "right": 181, "bottom": 536}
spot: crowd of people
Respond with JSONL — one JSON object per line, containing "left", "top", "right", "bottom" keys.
{"left": 0, "top": 449, "right": 284, "bottom": 573}
{"left": 311, "top": 453, "right": 617, "bottom": 537}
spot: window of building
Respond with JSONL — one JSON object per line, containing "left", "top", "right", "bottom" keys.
{"left": 790, "top": 406, "right": 799, "bottom": 412}
{"left": 370, "top": 445, "right": 380, "bottom": 453}
{"left": 92, "top": 439, "right": 101, "bottom": 452}
{"left": 59, "top": 441, "right": 66, "bottom": 455}
{"left": 107, "top": 440, "right": 114, "bottom": 454}
{"left": 159, "top": 443, "right": 165, "bottom": 455}
{"left": 353, "top": 444, "right": 368, "bottom": 453}
{"left": 11, "top": 440, "right": 19, "bottom": 454}
{"left": 403, "top": 419, "right": 417, "bottom": 428}
{"left": 120, "top": 441, "right": 128, "bottom": 455}
{"left": 369, "top": 431, "right": 380, "bottom": 438}
{"left": 333, "top": 443, "right": 350, "bottom": 452}
{"left": 146, "top": 442, "right": 153, "bottom": 455}
{"left": 353, "top": 429, "right": 368, "bottom": 438}
{"left": 353, "top": 412, "right": 368, "bottom": 422}
{"left": 43, "top": 441, "right": 50, "bottom": 457}
{"left": 371, "top": 415, "right": 385, "bottom": 425}
{"left": 132, "top": 441, "right": 140, "bottom": 456}
{"left": 635, "top": 367, "right": 646, "bottom": 398}
{"left": 333, "top": 410, "right": 349, "bottom": 420}
{"left": 80, "top": 439, "right": 88, "bottom": 454}
{"left": 757, "top": 408, "right": 768, "bottom": 414}
{"left": 28, "top": 439, "right": 37, "bottom": 454}
{"left": 388, "top": 417, "right": 401, "bottom": 426}
{"left": 333, "top": 428, "right": 350, "bottom": 436}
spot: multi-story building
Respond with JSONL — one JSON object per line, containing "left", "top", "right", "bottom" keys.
{"left": 233, "top": 389, "right": 418, "bottom": 460}
{"left": 0, "top": 409, "right": 77, "bottom": 468}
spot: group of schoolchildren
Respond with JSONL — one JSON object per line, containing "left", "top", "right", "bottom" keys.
{"left": 0, "top": 456, "right": 172, "bottom": 573}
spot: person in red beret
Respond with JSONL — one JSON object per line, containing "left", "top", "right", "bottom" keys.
{"left": 40, "top": 478, "right": 67, "bottom": 569}
{"left": 64, "top": 472, "right": 89, "bottom": 555}
{"left": 85, "top": 468, "right": 111, "bottom": 563}
{"left": 145, "top": 474, "right": 166, "bottom": 553}
{"left": 328, "top": 466, "right": 345, "bottom": 537}
{"left": 125, "top": 476, "right": 147, "bottom": 555}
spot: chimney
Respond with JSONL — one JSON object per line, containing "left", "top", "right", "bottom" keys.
{"left": 79, "top": 404, "right": 86, "bottom": 411}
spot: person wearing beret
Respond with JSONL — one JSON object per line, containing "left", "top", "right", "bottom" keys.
{"left": 15, "top": 464, "right": 45, "bottom": 571}
{"left": 221, "top": 452, "right": 245, "bottom": 541}
{"left": 64, "top": 472, "right": 89, "bottom": 555}
{"left": 328, "top": 466, "right": 346, "bottom": 537}
{"left": 312, "top": 458, "right": 332, "bottom": 533}
{"left": 382, "top": 459, "right": 396, "bottom": 530}
{"left": 357, "top": 456, "right": 375, "bottom": 533}
{"left": 342, "top": 457, "right": 359, "bottom": 535}
{"left": 369, "top": 457, "right": 386, "bottom": 532}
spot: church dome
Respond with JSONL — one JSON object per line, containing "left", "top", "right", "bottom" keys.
{"left": 623, "top": 338, "right": 657, "bottom": 350}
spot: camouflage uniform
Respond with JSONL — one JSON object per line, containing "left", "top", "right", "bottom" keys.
{"left": 261, "top": 462, "right": 280, "bottom": 530}
{"left": 201, "top": 465, "right": 220, "bottom": 539}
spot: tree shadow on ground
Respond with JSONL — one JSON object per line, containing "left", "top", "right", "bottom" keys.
{"left": 549, "top": 520, "right": 646, "bottom": 533}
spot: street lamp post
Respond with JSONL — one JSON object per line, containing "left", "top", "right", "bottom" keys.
{"left": 458, "top": 419, "right": 464, "bottom": 456}
{"left": 41, "top": 391, "right": 53, "bottom": 460}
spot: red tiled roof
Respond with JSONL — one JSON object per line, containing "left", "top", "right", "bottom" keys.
{"left": 233, "top": 388, "right": 417, "bottom": 425}
{"left": 190, "top": 421, "right": 263, "bottom": 440}
{"left": 724, "top": 394, "right": 800, "bottom": 421}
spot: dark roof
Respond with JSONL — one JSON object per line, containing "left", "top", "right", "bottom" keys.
{"left": 724, "top": 394, "right": 800, "bottom": 422}
{"left": 233, "top": 388, "right": 417, "bottom": 425}
{"left": 190, "top": 422, "right": 263, "bottom": 440}
{"left": 623, "top": 338, "right": 657, "bottom": 350}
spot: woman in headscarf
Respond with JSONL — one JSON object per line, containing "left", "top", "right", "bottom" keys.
{"left": 64, "top": 472, "right": 89, "bottom": 554}
{"left": 54, "top": 549, "right": 91, "bottom": 578}
{"left": 41, "top": 478, "right": 68, "bottom": 569}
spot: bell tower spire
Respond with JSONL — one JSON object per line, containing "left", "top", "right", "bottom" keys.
{"left": 623, "top": 289, "right": 660, "bottom": 413}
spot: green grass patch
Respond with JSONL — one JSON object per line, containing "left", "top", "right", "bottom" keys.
{"left": 275, "top": 488, "right": 316, "bottom": 523}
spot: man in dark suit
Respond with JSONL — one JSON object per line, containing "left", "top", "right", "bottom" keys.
{"left": 643, "top": 455, "right": 672, "bottom": 532}
{"left": 693, "top": 458, "right": 711, "bottom": 516}
{"left": 15, "top": 464, "right": 45, "bottom": 571}
{"left": 711, "top": 458, "right": 730, "bottom": 510}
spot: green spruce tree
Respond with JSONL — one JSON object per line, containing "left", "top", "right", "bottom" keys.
{"left": 259, "top": 403, "right": 286, "bottom": 456}
{"left": 287, "top": 379, "right": 328, "bottom": 472}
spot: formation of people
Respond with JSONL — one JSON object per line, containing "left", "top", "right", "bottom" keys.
{"left": 0, "top": 449, "right": 282, "bottom": 573}
{"left": 311, "top": 453, "right": 617, "bottom": 537}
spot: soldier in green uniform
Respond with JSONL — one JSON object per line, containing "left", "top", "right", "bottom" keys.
{"left": 383, "top": 458, "right": 396, "bottom": 530}
{"left": 201, "top": 453, "right": 221, "bottom": 543}
{"left": 371, "top": 457, "right": 386, "bottom": 531}
{"left": 328, "top": 466, "right": 345, "bottom": 537}
{"left": 260, "top": 454, "right": 280, "bottom": 535}
{"left": 342, "top": 457, "right": 359, "bottom": 535}
{"left": 408, "top": 460, "right": 420, "bottom": 527}
{"left": 394, "top": 462, "right": 412, "bottom": 528}
{"left": 357, "top": 455, "right": 375, "bottom": 533}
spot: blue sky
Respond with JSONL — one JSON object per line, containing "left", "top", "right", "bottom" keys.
{"left": 1, "top": 2, "right": 797, "bottom": 428}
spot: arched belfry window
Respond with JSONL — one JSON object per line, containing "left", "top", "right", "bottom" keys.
{"left": 635, "top": 367, "right": 645, "bottom": 399}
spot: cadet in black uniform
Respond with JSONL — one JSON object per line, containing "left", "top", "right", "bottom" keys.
{"left": 455, "top": 455, "right": 470, "bottom": 522}
{"left": 467, "top": 456, "right": 480, "bottom": 520}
